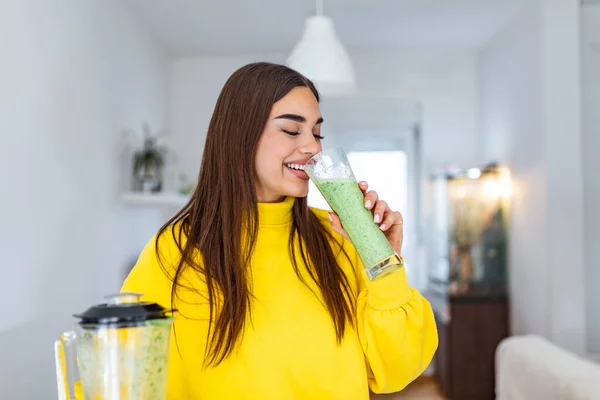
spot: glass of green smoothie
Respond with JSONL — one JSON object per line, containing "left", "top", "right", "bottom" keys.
{"left": 305, "top": 147, "right": 403, "bottom": 281}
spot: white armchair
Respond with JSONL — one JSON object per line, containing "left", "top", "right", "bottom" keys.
{"left": 495, "top": 335, "right": 600, "bottom": 400}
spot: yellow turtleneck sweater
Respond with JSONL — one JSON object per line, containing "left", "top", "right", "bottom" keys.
{"left": 121, "top": 197, "right": 438, "bottom": 399}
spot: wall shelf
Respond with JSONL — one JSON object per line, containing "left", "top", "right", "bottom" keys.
{"left": 120, "top": 191, "right": 189, "bottom": 207}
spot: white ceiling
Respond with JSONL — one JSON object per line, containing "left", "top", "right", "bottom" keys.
{"left": 124, "top": 0, "right": 529, "bottom": 57}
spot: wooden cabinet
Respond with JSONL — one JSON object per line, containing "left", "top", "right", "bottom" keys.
{"left": 431, "top": 293, "right": 509, "bottom": 400}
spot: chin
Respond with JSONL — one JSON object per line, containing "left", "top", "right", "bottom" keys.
{"left": 283, "top": 183, "right": 309, "bottom": 199}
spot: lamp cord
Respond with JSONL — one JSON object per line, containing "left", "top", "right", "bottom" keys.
{"left": 316, "top": 0, "right": 323, "bottom": 16}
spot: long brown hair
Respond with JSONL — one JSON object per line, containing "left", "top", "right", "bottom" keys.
{"left": 157, "top": 62, "right": 355, "bottom": 366}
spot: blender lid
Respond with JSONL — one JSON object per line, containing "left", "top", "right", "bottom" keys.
{"left": 74, "top": 292, "right": 172, "bottom": 325}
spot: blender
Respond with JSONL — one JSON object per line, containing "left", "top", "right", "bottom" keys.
{"left": 54, "top": 293, "right": 174, "bottom": 399}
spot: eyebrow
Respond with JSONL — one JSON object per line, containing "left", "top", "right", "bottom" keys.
{"left": 274, "top": 113, "right": 324, "bottom": 125}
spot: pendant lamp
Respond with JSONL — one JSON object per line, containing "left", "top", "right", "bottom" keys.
{"left": 286, "top": 0, "right": 356, "bottom": 96}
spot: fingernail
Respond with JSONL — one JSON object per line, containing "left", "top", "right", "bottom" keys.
{"left": 365, "top": 200, "right": 372, "bottom": 208}
{"left": 328, "top": 213, "right": 333, "bottom": 222}
{"left": 374, "top": 214, "right": 380, "bottom": 223}
{"left": 380, "top": 224, "right": 387, "bottom": 231}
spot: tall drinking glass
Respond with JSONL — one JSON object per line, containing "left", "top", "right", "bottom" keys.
{"left": 305, "top": 147, "right": 403, "bottom": 280}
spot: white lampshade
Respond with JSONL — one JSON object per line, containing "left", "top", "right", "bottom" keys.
{"left": 287, "top": 15, "right": 356, "bottom": 97}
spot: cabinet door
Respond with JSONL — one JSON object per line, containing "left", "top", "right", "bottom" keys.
{"left": 434, "top": 314, "right": 451, "bottom": 397}
{"left": 449, "top": 300, "right": 509, "bottom": 400}
{"left": 449, "top": 302, "right": 479, "bottom": 399}
{"left": 474, "top": 301, "right": 509, "bottom": 397}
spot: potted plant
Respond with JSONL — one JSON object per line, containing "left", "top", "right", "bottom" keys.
{"left": 129, "top": 123, "right": 168, "bottom": 193}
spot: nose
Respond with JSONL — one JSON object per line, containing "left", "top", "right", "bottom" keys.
{"left": 298, "top": 133, "right": 322, "bottom": 157}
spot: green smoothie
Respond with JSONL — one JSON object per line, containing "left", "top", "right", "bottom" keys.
{"left": 313, "top": 178, "right": 400, "bottom": 279}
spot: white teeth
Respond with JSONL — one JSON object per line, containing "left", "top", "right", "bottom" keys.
{"left": 286, "top": 163, "right": 305, "bottom": 171}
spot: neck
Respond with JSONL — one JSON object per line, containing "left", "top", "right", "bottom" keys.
{"left": 256, "top": 196, "right": 295, "bottom": 226}
{"left": 257, "top": 195, "right": 286, "bottom": 203}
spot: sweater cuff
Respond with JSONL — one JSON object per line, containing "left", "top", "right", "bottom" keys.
{"left": 365, "top": 266, "right": 412, "bottom": 310}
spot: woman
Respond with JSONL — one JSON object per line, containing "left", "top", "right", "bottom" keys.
{"left": 122, "top": 62, "right": 438, "bottom": 399}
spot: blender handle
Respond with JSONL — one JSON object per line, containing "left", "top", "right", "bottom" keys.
{"left": 54, "top": 331, "right": 79, "bottom": 400}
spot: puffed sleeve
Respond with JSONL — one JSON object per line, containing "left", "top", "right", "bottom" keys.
{"left": 356, "top": 261, "right": 439, "bottom": 394}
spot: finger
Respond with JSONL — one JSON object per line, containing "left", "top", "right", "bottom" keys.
{"left": 372, "top": 200, "right": 388, "bottom": 224}
{"left": 328, "top": 212, "right": 348, "bottom": 239}
{"left": 364, "top": 190, "right": 379, "bottom": 210}
{"left": 358, "top": 181, "right": 368, "bottom": 195}
{"left": 381, "top": 211, "right": 403, "bottom": 232}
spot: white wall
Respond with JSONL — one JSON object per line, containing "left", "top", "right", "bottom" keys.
{"left": 479, "top": 3, "right": 547, "bottom": 341}
{"left": 479, "top": 0, "right": 586, "bottom": 354}
{"left": 169, "top": 54, "right": 285, "bottom": 179}
{"left": 582, "top": 4, "right": 600, "bottom": 354}
{"left": 0, "top": 1, "right": 168, "bottom": 398}
{"left": 353, "top": 51, "right": 481, "bottom": 173}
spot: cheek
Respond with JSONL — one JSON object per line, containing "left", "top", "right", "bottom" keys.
{"left": 254, "top": 151, "right": 283, "bottom": 183}
{"left": 254, "top": 131, "right": 297, "bottom": 184}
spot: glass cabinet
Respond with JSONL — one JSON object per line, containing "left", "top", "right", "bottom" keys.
{"left": 428, "top": 165, "right": 511, "bottom": 297}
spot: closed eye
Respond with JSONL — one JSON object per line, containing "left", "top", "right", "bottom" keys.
{"left": 282, "top": 129, "right": 325, "bottom": 140}
{"left": 282, "top": 129, "right": 301, "bottom": 136}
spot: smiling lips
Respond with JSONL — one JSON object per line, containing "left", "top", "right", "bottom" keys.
{"left": 285, "top": 160, "right": 310, "bottom": 181}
